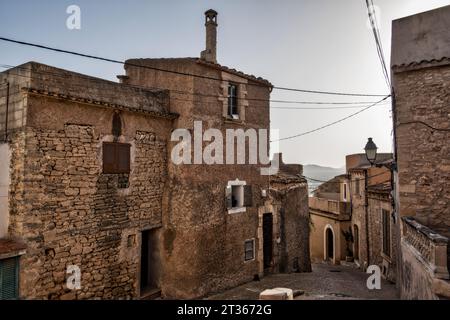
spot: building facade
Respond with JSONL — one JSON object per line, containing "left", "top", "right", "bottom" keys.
{"left": 0, "top": 10, "right": 311, "bottom": 299}
{"left": 309, "top": 153, "right": 397, "bottom": 283}
{"left": 391, "top": 5, "right": 450, "bottom": 299}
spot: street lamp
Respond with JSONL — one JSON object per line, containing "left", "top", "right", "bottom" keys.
{"left": 364, "top": 137, "right": 378, "bottom": 165}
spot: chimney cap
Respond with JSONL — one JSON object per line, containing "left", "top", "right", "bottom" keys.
{"left": 205, "top": 9, "right": 218, "bottom": 16}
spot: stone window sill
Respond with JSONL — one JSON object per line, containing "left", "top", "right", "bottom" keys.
{"left": 228, "top": 207, "right": 246, "bottom": 214}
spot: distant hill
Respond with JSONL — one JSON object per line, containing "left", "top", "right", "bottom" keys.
{"left": 303, "top": 164, "right": 346, "bottom": 195}
{"left": 303, "top": 164, "right": 345, "bottom": 181}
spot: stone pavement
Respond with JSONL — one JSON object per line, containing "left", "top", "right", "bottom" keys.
{"left": 206, "top": 263, "right": 398, "bottom": 300}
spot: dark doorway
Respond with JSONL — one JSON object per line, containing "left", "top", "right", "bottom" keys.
{"left": 140, "top": 229, "right": 161, "bottom": 295}
{"left": 263, "top": 213, "right": 273, "bottom": 269}
{"left": 353, "top": 225, "right": 359, "bottom": 261}
{"left": 326, "top": 228, "right": 334, "bottom": 261}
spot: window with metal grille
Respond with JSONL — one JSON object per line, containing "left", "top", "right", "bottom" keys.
{"left": 102, "top": 142, "right": 131, "bottom": 174}
{"left": 227, "top": 83, "right": 238, "bottom": 118}
{"left": 244, "top": 239, "right": 255, "bottom": 261}
{"left": 382, "top": 209, "right": 391, "bottom": 257}
{"left": 0, "top": 257, "right": 19, "bottom": 300}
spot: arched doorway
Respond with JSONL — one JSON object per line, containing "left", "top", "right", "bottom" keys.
{"left": 326, "top": 229, "right": 334, "bottom": 260}
{"left": 353, "top": 225, "right": 359, "bottom": 261}
{"left": 324, "top": 225, "right": 335, "bottom": 263}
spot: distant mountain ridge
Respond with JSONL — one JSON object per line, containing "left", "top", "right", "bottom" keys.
{"left": 303, "top": 164, "right": 346, "bottom": 182}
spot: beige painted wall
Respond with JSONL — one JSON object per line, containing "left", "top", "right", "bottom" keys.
{"left": 310, "top": 212, "right": 349, "bottom": 264}
{"left": 0, "top": 143, "right": 10, "bottom": 238}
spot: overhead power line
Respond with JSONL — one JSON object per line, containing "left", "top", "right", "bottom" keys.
{"left": 0, "top": 63, "right": 390, "bottom": 108}
{"left": 365, "top": 0, "right": 391, "bottom": 89}
{"left": 0, "top": 36, "right": 389, "bottom": 97}
{"left": 271, "top": 95, "right": 391, "bottom": 142}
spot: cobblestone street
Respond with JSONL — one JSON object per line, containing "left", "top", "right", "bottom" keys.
{"left": 207, "top": 263, "right": 398, "bottom": 300}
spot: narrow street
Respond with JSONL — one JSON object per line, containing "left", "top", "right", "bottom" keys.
{"left": 207, "top": 263, "right": 398, "bottom": 300}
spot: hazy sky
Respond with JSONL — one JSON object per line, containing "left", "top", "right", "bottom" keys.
{"left": 1, "top": 0, "right": 449, "bottom": 167}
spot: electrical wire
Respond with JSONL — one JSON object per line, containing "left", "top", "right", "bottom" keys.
{"left": 0, "top": 36, "right": 389, "bottom": 97}
{"left": 0, "top": 64, "right": 391, "bottom": 109}
{"left": 365, "top": 0, "right": 391, "bottom": 89}
{"left": 272, "top": 95, "right": 391, "bottom": 142}
{"left": 397, "top": 121, "right": 450, "bottom": 132}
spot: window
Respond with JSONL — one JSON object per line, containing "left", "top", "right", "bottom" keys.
{"left": 342, "top": 183, "right": 348, "bottom": 201}
{"left": 355, "top": 179, "right": 360, "bottom": 195}
{"left": 102, "top": 142, "right": 131, "bottom": 174}
{"left": 244, "top": 239, "right": 255, "bottom": 261}
{"left": 382, "top": 209, "right": 391, "bottom": 257}
{"left": 226, "top": 184, "right": 252, "bottom": 211}
{"left": 0, "top": 257, "right": 19, "bottom": 299}
{"left": 227, "top": 83, "right": 238, "bottom": 118}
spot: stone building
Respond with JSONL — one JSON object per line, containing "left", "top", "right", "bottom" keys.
{"left": 0, "top": 9, "right": 311, "bottom": 299}
{"left": 309, "top": 153, "right": 397, "bottom": 283}
{"left": 346, "top": 154, "right": 397, "bottom": 283}
{"left": 309, "top": 174, "right": 351, "bottom": 265}
{"left": 391, "top": 5, "right": 450, "bottom": 299}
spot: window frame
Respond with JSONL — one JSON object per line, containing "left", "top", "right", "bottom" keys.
{"left": 227, "top": 83, "right": 239, "bottom": 118}
{"left": 244, "top": 239, "right": 255, "bottom": 262}
{"left": 226, "top": 180, "right": 252, "bottom": 214}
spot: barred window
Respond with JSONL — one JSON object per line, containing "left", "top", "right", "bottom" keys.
{"left": 244, "top": 239, "right": 255, "bottom": 261}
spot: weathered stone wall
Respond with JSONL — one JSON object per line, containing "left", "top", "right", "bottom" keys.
{"left": 393, "top": 64, "right": 450, "bottom": 236}
{"left": 400, "top": 240, "right": 438, "bottom": 300}
{"left": 368, "top": 193, "right": 397, "bottom": 282}
{"left": 349, "top": 171, "right": 369, "bottom": 268}
{"left": 124, "top": 58, "right": 273, "bottom": 298}
{"left": 393, "top": 64, "right": 450, "bottom": 298}
{"left": 7, "top": 94, "right": 172, "bottom": 299}
{"left": 265, "top": 181, "right": 311, "bottom": 273}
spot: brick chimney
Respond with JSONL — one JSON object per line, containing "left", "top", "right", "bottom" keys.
{"left": 200, "top": 9, "right": 218, "bottom": 63}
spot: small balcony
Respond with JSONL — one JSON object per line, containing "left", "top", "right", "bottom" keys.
{"left": 309, "top": 196, "right": 351, "bottom": 216}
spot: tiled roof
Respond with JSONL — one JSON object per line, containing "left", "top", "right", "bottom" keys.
{"left": 367, "top": 183, "right": 391, "bottom": 194}
{"left": 24, "top": 87, "right": 179, "bottom": 120}
{"left": 126, "top": 57, "right": 272, "bottom": 87}
{"left": 392, "top": 56, "right": 450, "bottom": 71}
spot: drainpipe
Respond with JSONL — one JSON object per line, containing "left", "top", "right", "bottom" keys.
{"left": 364, "top": 169, "right": 370, "bottom": 268}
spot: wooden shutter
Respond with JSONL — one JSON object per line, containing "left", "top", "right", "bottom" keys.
{"left": 0, "top": 257, "right": 19, "bottom": 299}
{"left": 117, "top": 144, "right": 131, "bottom": 173}
{"left": 103, "top": 142, "right": 131, "bottom": 174}
{"left": 243, "top": 185, "right": 253, "bottom": 207}
{"left": 103, "top": 142, "right": 116, "bottom": 173}
{"left": 226, "top": 186, "right": 232, "bottom": 209}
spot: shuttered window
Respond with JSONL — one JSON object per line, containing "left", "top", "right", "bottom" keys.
{"left": 0, "top": 257, "right": 19, "bottom": 300}
{"left": 102, "top": 142, "right": 131, "bottom": 174}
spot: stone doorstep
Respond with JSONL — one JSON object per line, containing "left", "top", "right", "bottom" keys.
{"left": 433, "top": 279, "right": 450, "bottom": 299}
{"left": 259, "top": 288, "right": 294, "bottom": 300}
